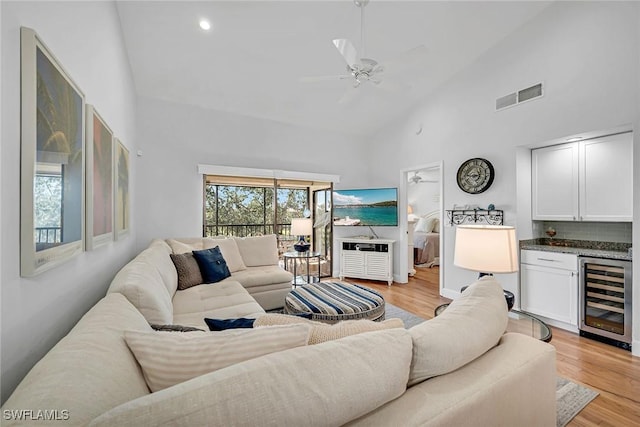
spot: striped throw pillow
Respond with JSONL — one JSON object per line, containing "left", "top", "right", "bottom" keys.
{"left": 124, "top": 324, "right": 311, "bottom": 392}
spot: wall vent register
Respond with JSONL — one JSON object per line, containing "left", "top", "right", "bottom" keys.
{"left": 496, "top": 83, "right": 543, "bottom": 111}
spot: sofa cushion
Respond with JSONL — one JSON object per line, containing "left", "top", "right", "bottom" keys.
{"left": 172, "top": 281, "right": 265, "bottom": 329}
{"left": 192, "top": 247, "right": 232, "bottom": 284}
{"left": 136, "top": 241, "right": 178, "bottom": 297}
{"left": 170, "top": 252, "right": 203, "bottom": 290}
{"left": 167, "top": 238, "right": 246, "bottom": 273}
{"left": 407, "top": 276, "right": 508, "bottom": 386}
{"left": 221, "top": 265, "right": 293, "bottom": 289}
{"left": 107, "top": 259, "right": 174, "bottom": 325}
{"left": 2, "top": 294, "right": 152, "bottom": 427}
{"left": 234, "top": 234, "right": 279, "bottom": 267}
{"left": 124, "top": 324, "right": 312, "bottom": 392}
{"left": 204, "top": 238, "right": 247, "bottom": 272}
{"left": 254, "top": 313, "right": 404, "bottom": 344}
{"left": 89, "top": 328, "right": 413, "bottom": 427}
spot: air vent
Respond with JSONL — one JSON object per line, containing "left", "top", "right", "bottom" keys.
{"left": 496, "top": 82, "right": 543, "bottom": 111}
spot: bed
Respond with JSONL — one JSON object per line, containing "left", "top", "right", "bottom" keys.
{"left": 412, "top": 211, "right": 440, "bottom": 267}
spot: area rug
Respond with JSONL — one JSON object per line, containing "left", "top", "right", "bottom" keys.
{"left": 385, "top": 303, "right": 425, "bottom": 329}
{"left": 556, "top": 377, "right": 599, "bottom": 427}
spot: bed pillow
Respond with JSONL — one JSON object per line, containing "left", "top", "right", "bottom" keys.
{"left": 192, "top": 247, "right": 231, "bottom": 284}
{"left": 415, "top": 217, "right": 436, "bottom": 233}
{"left": 124, "top": 324, "right": 312, "bottom": 392}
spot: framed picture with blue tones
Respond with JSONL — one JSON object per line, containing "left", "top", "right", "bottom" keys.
{"left": 20, "top": 27, "right": 85, "bottom": 276}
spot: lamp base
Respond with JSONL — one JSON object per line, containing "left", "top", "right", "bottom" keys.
{"left": 293, "top": 243, "right": 310, "bottom": 252}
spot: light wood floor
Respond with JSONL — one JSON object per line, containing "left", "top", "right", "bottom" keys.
{"left": 347, "top": 267, "right": 640, "bottom": 427}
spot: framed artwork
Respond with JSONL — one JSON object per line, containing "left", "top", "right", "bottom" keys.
{"left": 114, "top": 139, "right": 130, "bottom": 240}
{"left": 85, "top": 105, "right": 114, "bottom": 250}
{"left": 20, "top": 27, "right": 85, "bottom": 276}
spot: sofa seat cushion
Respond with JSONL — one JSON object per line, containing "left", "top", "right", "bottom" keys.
{"left": 89, "top": 329, "right": 413, "bottom": 427}
{"left": 407, "top": 276, "right": 508, "bottom": 386}
{"left": 223, "top": 265, "right": 293, "bottom": 289}
{"left": 2, "top": 294, "right": 152, "bottom": 427}
{"left": 172, "top": 281, "right": 265, "bottom": 329}
{"left": 124, "top": 324, "right": 311, "bottom": 392}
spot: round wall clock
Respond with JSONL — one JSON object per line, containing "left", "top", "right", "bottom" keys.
{"left": 456, "top": 158, "right": 495, "bottom": 194}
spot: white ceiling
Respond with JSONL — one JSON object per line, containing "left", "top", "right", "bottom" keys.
{"left": 116, "top": 1, "right": 552, "bottom": 137}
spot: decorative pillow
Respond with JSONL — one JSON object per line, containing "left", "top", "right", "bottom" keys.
{"left": 124, "top": 324, "right": 312, "bottom": 392}
{"left": 407, "top": 276, "right": 508, "bottom": 386}
{"left": 192, "top": 247, "right": 231, "bottom": 284}
{"left": 204, "top": 318, "right": 255, "bottom": 331}
{"left": 169, "top": 253, "right": 203, "bottom": 290}
{"left": 150, "top": 324, "right": 205, "bottom": 332}
{"left": 415, "top": 217, "right": 436, "bottom": 233}
{"left": 254, "top": 314, "right": 404, "bottom": 345}
{"left": 203, "top": 238, "right": 247, "bottom": 273}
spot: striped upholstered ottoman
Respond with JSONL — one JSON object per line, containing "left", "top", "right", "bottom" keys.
{"left": 284, "top": 281, "right": 385, "bottom": 324}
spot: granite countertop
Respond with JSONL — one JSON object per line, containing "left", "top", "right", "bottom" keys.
{"left": 519, "top": 238, "right": 632, "bottom": 261}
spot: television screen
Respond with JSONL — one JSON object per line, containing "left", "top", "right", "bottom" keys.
{"left": 333, "top": 188, "right": 398, "bottom": 226}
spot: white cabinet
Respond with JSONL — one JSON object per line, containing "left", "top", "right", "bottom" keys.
{"left": 520, "top": 250, "right": 578, "bottom": 329}
{"left": 339, "top": 238, "right": 394, "bottom": 286}
{"left": 579, "top": 133, "right": 633, "bottom": 221}
{"left": 532, "top": 132, "right": 633, "bottom": 222}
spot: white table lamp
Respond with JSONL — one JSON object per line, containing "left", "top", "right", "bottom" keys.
{"left": 291, "top": 218, "right": 313, "bottom": 252}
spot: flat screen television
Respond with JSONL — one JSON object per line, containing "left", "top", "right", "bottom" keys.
{"left": 333, "top": 188, "right": 398, "bottom": 226}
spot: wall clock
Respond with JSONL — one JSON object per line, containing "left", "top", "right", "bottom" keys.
{"left": 456, "top": 158, "right": 495, "bottom": 194}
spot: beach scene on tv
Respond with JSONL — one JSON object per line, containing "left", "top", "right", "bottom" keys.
{"left": 333, "top": 188, "right": 398, "bottom": 226}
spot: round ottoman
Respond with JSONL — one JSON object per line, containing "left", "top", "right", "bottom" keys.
{"left": 285, "top": 281, "right": 385, "bottom": 324}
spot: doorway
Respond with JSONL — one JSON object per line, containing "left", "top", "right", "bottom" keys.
{"left": 400, "top": 162, "right": 443, "bottom": 293}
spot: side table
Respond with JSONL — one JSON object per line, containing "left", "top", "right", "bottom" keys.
{"left": 283, "top": 251, "right": 321, "bottom": 287}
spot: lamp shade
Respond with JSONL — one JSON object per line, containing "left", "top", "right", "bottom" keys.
{"left": 407, "top": 205, "right": 414, "bottom": 215}
{"left": 290, "top": 218, "right": 313, "bottom": 236}
{"left": 454, "top": 225, "right": 518, "bottom": 274}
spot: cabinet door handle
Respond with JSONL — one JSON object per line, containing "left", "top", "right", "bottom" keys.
{"left": 537, "top": 258, "right": 559, "bottom": 262}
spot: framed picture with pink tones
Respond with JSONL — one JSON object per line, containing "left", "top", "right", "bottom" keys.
{"left": 85, "top": 105, "right": 113, "bottom": 250}
{"left": 114, "top": 138, "right": 130, "bottom": 240}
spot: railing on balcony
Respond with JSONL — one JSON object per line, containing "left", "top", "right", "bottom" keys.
{"left": 204, "top": 223, "right": 292, "bottom": 238}
{"left": 35, "top": 227, "right": 61, "bottom": 244}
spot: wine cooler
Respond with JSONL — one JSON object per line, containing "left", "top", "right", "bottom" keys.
{"left": 579, "top": 257, "right": 632, "bottom": 350}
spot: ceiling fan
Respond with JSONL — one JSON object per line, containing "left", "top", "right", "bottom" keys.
{"left": 301, "top": 0, "right": 428, "bottom": 103}
{"left": 409, "top": 171, "right": 438, "bottom": 184}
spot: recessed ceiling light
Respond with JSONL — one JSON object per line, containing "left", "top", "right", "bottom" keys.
{"left": 199, "top": 19, "right": 211, "bottom": 31}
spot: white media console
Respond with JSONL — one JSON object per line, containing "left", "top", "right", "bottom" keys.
{"left": 338, "top": 237, "right": 395, "bottom": 286}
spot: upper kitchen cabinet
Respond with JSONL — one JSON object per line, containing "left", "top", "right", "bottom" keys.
{"left": 532, "top": 143, "right": 579, "bottom": 220}
{"left": 532, "top": 132, "right": 633, "bottom": 222}
{"left": 579, "top": 133, "right": 633, "bottom": 221}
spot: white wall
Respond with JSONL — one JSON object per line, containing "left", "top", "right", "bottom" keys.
{"left": 1, "top": 1, "right": 138, "bottom": 402}
{"left": 408, "top": 181, "right": 439, "bottom": 217}
{"left": 135, "top": 96, "right": 367, "bottom": 256}
{"left": 366, "top": 2, "right": 639, "bottom": 307}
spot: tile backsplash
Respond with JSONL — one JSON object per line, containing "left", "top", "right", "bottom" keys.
{"left": 533, "top": 221, "right": 632, "bottom": 243}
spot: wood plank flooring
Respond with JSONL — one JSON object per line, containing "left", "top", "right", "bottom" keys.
{"left": 347, "top": 267, "right": 640, "bottom": 427}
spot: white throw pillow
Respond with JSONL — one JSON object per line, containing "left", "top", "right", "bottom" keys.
{"left": 124, "top": 324, "right": 311, "bottom": 392}
{"left": 415, "top": 217, "right": 436, "bottom": 233}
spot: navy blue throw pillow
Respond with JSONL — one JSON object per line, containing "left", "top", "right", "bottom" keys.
{"left": 192, "top": 246, "right": 231, "bottom": 284}
{"left": 204, "top": 318, "right": 256, "bottom": 331}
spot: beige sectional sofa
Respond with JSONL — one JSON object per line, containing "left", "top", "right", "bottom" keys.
{"left": 2, "top": 238, "right": 557, "bottom": 426}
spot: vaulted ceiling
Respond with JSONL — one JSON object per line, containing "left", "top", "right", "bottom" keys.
{"left": 116, "top": 1, "right": 552, "bottom": 136}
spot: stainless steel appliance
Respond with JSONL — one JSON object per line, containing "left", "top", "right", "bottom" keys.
{"left": 579, "top": 257, "right": 632, "bottom": 350}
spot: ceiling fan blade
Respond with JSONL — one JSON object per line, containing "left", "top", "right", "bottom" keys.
{"left": 371, "top": 77, "right": 411, "bottom": 93}
{"left": 333, "top": 38, "right": 359, "bottom": 68}
{"left": 376, "top": 45, "right": 429, "bottom": 76}
{"left": 299, "top": 75, "right": 352, "bottom": 83}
